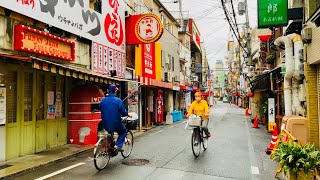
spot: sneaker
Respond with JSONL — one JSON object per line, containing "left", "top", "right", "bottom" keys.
{"left": 114, "top": 146, "right": 124, "bottom": 152}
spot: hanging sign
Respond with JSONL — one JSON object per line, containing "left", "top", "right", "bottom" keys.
{"left": 258, "top": 0, "right": 288, "bottom": 28}
{"left": 126, "top": 14, "right": 163, "bottom": 44}
{"left": 0, "top": 87, "right": 6, "bottom": 125}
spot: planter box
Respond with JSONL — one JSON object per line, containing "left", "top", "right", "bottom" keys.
{"left": 285, "top": 171, "right": 313, "bottom": 180}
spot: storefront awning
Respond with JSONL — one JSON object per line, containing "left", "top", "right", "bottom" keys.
{"left": 248, "top": 67, "right": 281, "bottom": 92}
{"left": 138, "top": 76, "right": 173, "bottom": 89}
{"left": 31, "top": 57, "right": 139, "bottom": 85}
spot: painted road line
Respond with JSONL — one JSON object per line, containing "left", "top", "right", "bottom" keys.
{"left": 149, "top": 130, "right": 163, "bottom": 136}
{"left": 35, "top": 162, "right": 86, "bottom": 180}
{"left": 251, "top": 166, "right": 260, "bottom": 175}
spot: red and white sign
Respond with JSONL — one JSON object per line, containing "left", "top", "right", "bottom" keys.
{"left": 142, "top": 43, "right": 156, "bottom": 79}
{"left": 14, "top": 25, "right": 75, "bottom": 61}
{"left": 3, "top": 0, "right": 126, "bottom": 53}
{"left": 156, "top": 89, "right": 163, "bottom": 123}
{"left": 91, "top": 42, "right": 125, "bottom": 78}
{"left": 189, "top": 19, "right": 201, "bottom": 50}
{"left": 126, "top": 14, "right": 163, "bottom": 44}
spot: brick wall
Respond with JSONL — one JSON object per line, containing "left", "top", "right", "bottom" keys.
{"left": 304, "top": 62, "right": 319, "bottom": 147}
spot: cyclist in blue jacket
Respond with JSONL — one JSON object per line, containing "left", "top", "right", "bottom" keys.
{"left": 99, "top": 84, "right": 132, "bottom": 151}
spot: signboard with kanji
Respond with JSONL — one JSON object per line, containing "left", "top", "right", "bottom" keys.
{"left": 258, "top": 0, "right": 288, "bottom": 28}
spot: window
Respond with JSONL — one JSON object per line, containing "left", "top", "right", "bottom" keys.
{"left": 24, "top": 72, "right": 33, "bottom": 122}
{"left": 57, "top": 77, "right": 66, "bottom": 118}
{"left": 6, "top": 71, "right": 17, "bottom": 123}
{"left": 172, "top": 57, "right": 175, "bottom": 71}
{"left": 90, "top": 0, "right": 102, "bottom": 13}
{"left": 161, "top": 15, "right": 166, "bottom": 26}
{"left": 168, "top": 54, "right": 171, "bottom": 70}
{"left": 37, "top": 74, "right": 45, "bottom": 121}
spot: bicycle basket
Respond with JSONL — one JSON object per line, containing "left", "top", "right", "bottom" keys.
{"left": 125, "top": 120, "right": 138, "bottom": 130}
{"left": 187, "top": 116, "right": 201, "bottom": 127}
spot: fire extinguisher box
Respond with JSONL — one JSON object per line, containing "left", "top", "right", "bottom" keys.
{"left": 68, "top": 85, "right": 104, "bottom": 145}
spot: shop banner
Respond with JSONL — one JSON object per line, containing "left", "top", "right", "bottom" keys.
{"left": 0, "top": 87, "right": 6, "bottom": 125}
{"left": 92, "top": 42, "right": 125, "bottom": 77}
{"left": 268, "top": 98, "right": 275, "bottom": 123}
{"left": 47, "top": 91, "right": 54, "bottom": 105}
{"left": 156, "top": 98, "right": 163, "bottom": 123}
{"left": 1, "top": 0, "right": 126, "bottom": 52}
{"left": 142, "top": 43, "right": 156, "bottom": 79}
{"left": 127, "top": 80, "right": 139, "bottom": 115}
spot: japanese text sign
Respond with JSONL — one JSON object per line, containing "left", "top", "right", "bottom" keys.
{"left": 91, "top": 42, "right": 125, "bottom": 78}
{"left": 14, "top": 25, "right": 75, "bottom": 61}
{"left": 1, "top": 0, "right": 125, "bottom": 53}
{"left": 258, "top": 0, "right": 288, "bottom": 28}
{"left": 142, "top": 43, "right": 156, "bottom": 79}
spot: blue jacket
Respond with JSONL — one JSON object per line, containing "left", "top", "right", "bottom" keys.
{"left": 99, "top": 94, "right": 128, "bottom": 132}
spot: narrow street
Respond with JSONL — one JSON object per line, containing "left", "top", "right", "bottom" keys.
{"left": 10, "top": 102, "right": 278, "bottom": 180}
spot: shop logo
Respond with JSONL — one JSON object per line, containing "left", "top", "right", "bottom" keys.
{"left": 135, "top": 14, "right": 163, "bottom": 44}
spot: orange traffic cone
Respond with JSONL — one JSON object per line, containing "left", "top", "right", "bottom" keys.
{"left": 252, "top": 115, "right": 259, "bottom": 128}
{"left": 245, "top": 107, "right": 249, "bottom": 116}
{"left": 266, "top": 125, "right": 278, "bottom": 154}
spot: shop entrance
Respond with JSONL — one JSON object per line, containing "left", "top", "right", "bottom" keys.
{"left": 35, "top": 72, "right": 68, "bottom": 152}
{"left": 4, "top": 65, "right": 68, "bottom": 160}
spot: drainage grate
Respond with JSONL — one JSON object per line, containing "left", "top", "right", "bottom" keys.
{"left": 122, "top": 159, "right": 149, "bottom": 166}
{"left": 0, "top": 164, "right": 12, "bottom": 170}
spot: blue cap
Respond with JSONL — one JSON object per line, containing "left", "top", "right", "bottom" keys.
{"left": 108, "top": 84, "right": 118, "bottom": 92}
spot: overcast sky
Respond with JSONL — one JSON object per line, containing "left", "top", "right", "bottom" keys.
{"left": 160, "top": 0, "right": 258, "bottom": 69}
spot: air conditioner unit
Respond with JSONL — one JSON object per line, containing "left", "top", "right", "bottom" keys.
{"left": 301, "top": 26, "right": 312, "bottom": 43}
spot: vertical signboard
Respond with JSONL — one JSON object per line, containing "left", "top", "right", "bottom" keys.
{"left": 142, "top": 43, "right": 156, "bottom": 79}
{"left": 268, "top": 98, "right": 275, "bottom": 123}
{"left": 0, "top": 87, "right": 6, "bottom": 125}
{"left": 258, "top": 0, "right": 288, "bottom": 28}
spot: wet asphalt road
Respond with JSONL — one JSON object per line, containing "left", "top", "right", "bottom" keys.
{"left": 11, "top": 102, "right": 279, "bottom": 180}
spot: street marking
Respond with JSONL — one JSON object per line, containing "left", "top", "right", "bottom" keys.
{"left": 149, "top": 130, "right": 163, "bottom": 136}
{"left": 35, "top": 162, "right": 86, "bottom": 180}
{"left": 251, "top": 166, "right": 260, "bottom": 175}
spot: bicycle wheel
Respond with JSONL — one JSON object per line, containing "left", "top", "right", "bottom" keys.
{"left": 94, "top": 138, "right": 110, "bottom": 170}
{"left": 202, "top": 129, "right": 208, "bottom": 151}
{"left": 121, "top": 131, "right": 134, "bottom": 158}
{"left": 191, "top": 128, "right": 201, "bottom": 158}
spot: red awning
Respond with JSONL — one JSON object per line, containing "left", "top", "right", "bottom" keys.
{"left": 258, "top": 35, "right": 272, "bottom": 42}
{"left": 180, "top": 84, "right": 186, "bottom": 90}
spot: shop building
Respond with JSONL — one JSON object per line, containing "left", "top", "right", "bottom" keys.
{"left": 0, "top": 1, "right": 130, "bottom": 161}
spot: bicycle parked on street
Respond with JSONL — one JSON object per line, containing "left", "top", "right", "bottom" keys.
{"left": 93, "top": 113, "right": 138, "bottom": 170}
{"left": 185, "top": 114, "right": 208, "bottom": 158}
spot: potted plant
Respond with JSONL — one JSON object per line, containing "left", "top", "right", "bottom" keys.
{"left": 261, "top": 99, "right": 268, "bottom": 124}
{"left": 271, "top": 141, "right": 320, "bottom": 180}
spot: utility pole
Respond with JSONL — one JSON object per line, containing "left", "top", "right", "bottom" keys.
{"left": 244, "top": 0, "right": 252, "bottom": 66}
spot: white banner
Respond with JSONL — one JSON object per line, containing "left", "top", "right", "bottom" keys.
{"left": 1, "top": 0, "right": 126, "bottom": 53}
{"left": 268, "top": 98, "right": 275, "bottom": 123}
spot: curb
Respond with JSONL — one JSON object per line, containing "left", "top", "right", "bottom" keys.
{"left": 1, "top": 131, "right": 146, "bottom": 179}
{"left": 0, "top": 147, "right": 92, "bottom": 180}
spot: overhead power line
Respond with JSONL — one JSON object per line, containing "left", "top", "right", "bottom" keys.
{"left": 220, "top": 0, "right": 247, "bottom": 54}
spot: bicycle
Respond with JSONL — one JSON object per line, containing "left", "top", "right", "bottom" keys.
{"left": 186, "top": 115, "right": 208, "bottom": 158}
{"left": 93, "top": 114, "right": 138, "bottom": 170}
